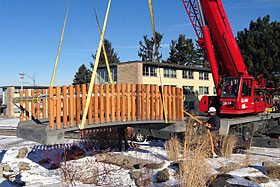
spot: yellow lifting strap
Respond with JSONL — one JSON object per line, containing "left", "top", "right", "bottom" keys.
{"left": 92, "top": 0, "right": 113, "bottom": 84}
{"left": 80, "top": 0, "right": 112, "bottom": 130}
{"left": 50, "top": 0, "right": 71, "bottom": 87}
{"left": 148, "top": 0, "right": 168, "bottom": 124}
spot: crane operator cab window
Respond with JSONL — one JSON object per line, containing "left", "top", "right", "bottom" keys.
{"left": 221, "top": 78, "right": 240, "bottom": 98}
{"left": 241, "top": 79, "right": 252, "bottom": 97}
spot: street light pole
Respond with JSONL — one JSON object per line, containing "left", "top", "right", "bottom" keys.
{"left": 19, "top": 72, "right": 25, "bottom": 91}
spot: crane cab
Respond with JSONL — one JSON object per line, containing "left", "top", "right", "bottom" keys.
{"left": 200, "top": 77, "right": 268, "bottom": 115}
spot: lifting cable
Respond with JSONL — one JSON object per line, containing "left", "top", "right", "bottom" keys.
{"left": 92, "top": 0, "right": 113, "bottom": 84}
{"left": 80, "top": 0, "right": 112, "bottom": 130}
{"left": 148, "top": 0, "right": 168, "bottom": 124}
{"left": 50, "top": 0, "right": 71, "bottom": 87}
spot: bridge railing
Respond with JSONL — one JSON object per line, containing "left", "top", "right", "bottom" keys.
{"left": 19, "top": 84, "right": 184, "bottom": 131}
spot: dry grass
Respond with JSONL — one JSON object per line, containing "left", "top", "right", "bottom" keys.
{"left": 220, "top": 135, "right": 237, "bottom": 158}
{"left": 179, "top": 124, "right": 211, "bottom": 187}
{"left": 164, "top": 136, "right": 181, "bottom": 161}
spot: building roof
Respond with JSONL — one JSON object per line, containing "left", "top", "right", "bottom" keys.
{"left": 97, "top": 61, "right": 211, "bottom": 72}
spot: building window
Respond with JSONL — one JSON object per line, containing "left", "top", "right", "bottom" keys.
{"left": 184, "top": 101, "right": 195, "bottom": 110}
{"left": 199, "top": 86, "right": 209, "bottom": 95}
{"left": 15, "top": 89, "right": 20, "bottom": 94}
{"left": 164, "top": 68, "right": 176, "bottom": 78}
{"left": 183, "top": 86, "right": 194, "bottom": 95}
{"left": 213, "top": 87, "right": 217, "bottom": 95}
{"left": 182, "top": 70, "right": 194, "bottom": 79}
{"left": 143, "top": 66, "right": 157, "bottom": 77}
{"left": 199, "top": 72, "right": 209, "bottom": 80}
{"left": 97, "top": 67, "right": 117, "bottom": 84}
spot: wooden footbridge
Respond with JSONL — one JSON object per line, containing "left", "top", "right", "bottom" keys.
{"left": 16, "top": 83, "right": 185, "bottom": 144}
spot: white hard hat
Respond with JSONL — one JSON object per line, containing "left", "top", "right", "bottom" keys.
{"left": 208, "top": 107, "right": 216, "bottom": 113}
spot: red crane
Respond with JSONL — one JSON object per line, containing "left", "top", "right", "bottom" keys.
{"left": 182, "top": 0, "right": 269, "bottom": 115}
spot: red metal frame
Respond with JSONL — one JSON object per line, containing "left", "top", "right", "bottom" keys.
{"left": 182, "top": 0, "right": 268, "bottom": 115}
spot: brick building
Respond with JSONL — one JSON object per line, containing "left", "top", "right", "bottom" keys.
{"left": 96, "top": 61, "right": 216, "bottom": 112}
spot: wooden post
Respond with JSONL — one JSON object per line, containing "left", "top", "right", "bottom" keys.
{"left": 176, "top": 87, "right": 180, "bottom": 120}
{"left": 155, "top": 85, "right": 159, "bottom": 120}
{"left": 131, "top": 84, "right": 136, "bottom": 121}
{"left": 136, "top": 84, "right": 141, "bottom": 120}
{"left": 172, "top": 87, "right": 176, "bottom": 120}
{"left": 75, "top": 85, "right": 81, "bottom": 126}
{"left": 36, "top": 89, "right": 41, "bottom": 119}
{"left": 31, "top": 90, "right": 35, "bottom": 120}
{"left": 111, "top": 84, "right": 115, "bottom": 122}
{"left": 127, "top": 84, "right": 131, "bottom": 121}
{"left": 69, "top": 85, "right": 74, "bottom": 127}
{"left": 94, "top": 84, "right": 99, "bottom": 124}
{"left": 105, "top": 84, "right": 110, "bottom": 123}
{"left": 81, "top": 84, "right": 87, "bottom": 114}
{"left": 180, "top": 88, "right": 184, "bottom": 120}
{"left": 20, "top": 90, "right": 24, "bottom": 121}
{"left": 62, "top": 85, "right": 68, "bottom": 128}
{"left": 159, "top": 86, "right": 163, "bottom": 120}
{"left": 49, "top": 87, "right": 54, "bottom": 130}
{"left": 150, "top": 85, "right": 154, "bottom": 120}
{"left": 25, "top": 90, "right": 29, "bottom": 120}
{"left": 100, "top": 84, "right": 104, "bottom": 123}
{"left": 42, "top": 89, "right": 46, "bottom": 118}
{"left": 146, "top": 84, "right": 150, "bottom": 120}
{"left": 87, "top": 84, "right": 93, "bottom": 125}
{"left": 121, "top": 84, "right": 126, "bottom": 121}
{"left": 168, "top": 86, "right": 172, "bottom": 120}
{"left": 141, "top": 84, "right": 145, "bottom": 120}
{"left": 164, "top": 86, "right": 168, "bottom": 120}
{"left": 56, "top": 86, "right": 61, "bottom": 129}
{"left": 116, "top": 84, "right": 121, "bottom": 121}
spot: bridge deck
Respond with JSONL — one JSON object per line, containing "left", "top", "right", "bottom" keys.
{"left": 16, "top": 83, "right": 185, "bottom": 144}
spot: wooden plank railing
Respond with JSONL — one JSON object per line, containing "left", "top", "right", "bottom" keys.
{"left": 19, "top": 84, "right": 184, "bottom": 131}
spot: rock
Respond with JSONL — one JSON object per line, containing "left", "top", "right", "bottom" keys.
{"left": 95, "top": 152, "right": 149, "bottom": 170}
{"left": 0, "top": 165, "right": 3, "bottom": 178}
{"left": 16, "top": 147, "right": 28, "bottom": 159}
{"left": 144, "top": 161, "right": 166, "bottom": 169}
{"left": 245, "top": 176, "right": 269, "bottom": 184}
{"left": 208, "top": 174, "right": 261, "bottom": 187}
{"left": 135, "top": 178, "right": 151, "bottom": 187}
{"left": 18, "top": 162, "right": 31, "bottom": 171}
{"left": 3, "top": 164, "right": 10, "bottom": 172}
{"left": 4, "top": 173, "right": 16, "bottom": 182}
{"left": 131, "top": 171, "right": 142, "bottom": 179}
{"left": 157, "top": 168, "right": 170, "bottom": 183}
{"left": 219, "top": 164, "right": 241, "bottom": 173}
{"left": 262, "top": 161, "right": 280, "bottom": 179}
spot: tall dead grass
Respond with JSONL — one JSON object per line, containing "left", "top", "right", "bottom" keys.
{"left": 164, "top": 136, "right": 181, "bottom": 161}
{"left": 179, "top": 124, "right": 211, "bottom": 187}
{"left": 220, "top": 135, "right": 237, "bottom": 158}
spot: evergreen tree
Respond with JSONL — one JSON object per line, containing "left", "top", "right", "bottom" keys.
{"left": 166, "top": 34, "right": 206, "bottom": 66}
{"left": 138, "top": 32, "right": 163, "bottom": 62}
{"left": 91, "top": 39, "right": 120, "bottom": 65}
{"left": 73, "top": 64, "right": 91, "bottom": 85}
{"left": 237, "top": 15, "right": 280, "bottom": 87}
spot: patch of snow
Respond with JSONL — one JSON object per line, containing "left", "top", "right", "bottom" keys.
{"left": 0, "top": 118, "right": 19, "bottom": 129}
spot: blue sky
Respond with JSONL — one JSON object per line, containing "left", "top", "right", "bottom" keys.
{"left": 0, "top": 0, "right": 279, "bottom": 86}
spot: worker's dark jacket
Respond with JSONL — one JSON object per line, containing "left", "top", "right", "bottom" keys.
{"left": 207, "top": 114, "right": 220, "bottom": 131}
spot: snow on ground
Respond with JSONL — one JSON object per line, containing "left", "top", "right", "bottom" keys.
{"left": 0, "top": 118, "right": 280, "bottom": 186}
{"left": 0, "top": 118, "right": 19, "bottom": 129}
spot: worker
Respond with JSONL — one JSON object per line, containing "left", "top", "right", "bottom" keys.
{"left": 205, "top": 107, "right": 221, "bottom": 157}
{"left": 118, "top": 126, "right": 128, "bottom": 152}
{"left": 206, "top": 107, "right": 220, "bottom": 133}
